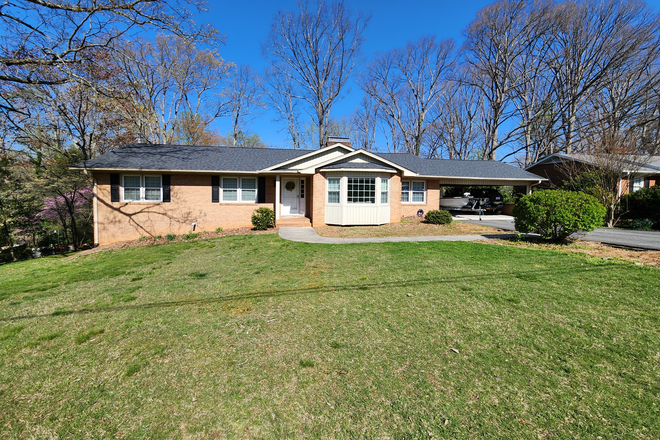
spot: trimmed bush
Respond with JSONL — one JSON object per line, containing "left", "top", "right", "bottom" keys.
{"left": 425, "top": 209, "right": 453, "bottom": 225}
{"left": 513, "top": 190, "right": 606, "bottom": 241}
{"left": 251, "top": 207, "right": 275, "bottom": 230}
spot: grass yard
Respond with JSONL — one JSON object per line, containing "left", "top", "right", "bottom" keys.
{"left": 0, "top": 234, "right": 659, "bottom": 439}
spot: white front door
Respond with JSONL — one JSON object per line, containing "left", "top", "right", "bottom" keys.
{"left": 281, "top": 178, "right": 299, "bottom": 215}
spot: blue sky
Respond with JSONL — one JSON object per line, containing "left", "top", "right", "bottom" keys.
{"left": 200, "top": 0, "right": 660, "bottom": 150}
{"left": 198, "top": 0, "right": 497, "bottom": 148}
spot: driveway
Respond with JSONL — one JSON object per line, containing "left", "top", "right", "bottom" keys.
{"left": 454, "top": 214, "right": 660, "bottom": 251}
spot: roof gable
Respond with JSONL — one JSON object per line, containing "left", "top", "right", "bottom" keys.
{"left": 264, "top": 143, "right": 354, "bottom": 171}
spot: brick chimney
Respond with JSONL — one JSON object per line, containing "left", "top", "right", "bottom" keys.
{"left": 326, "top": 136, "right": 351, "bottom": 148}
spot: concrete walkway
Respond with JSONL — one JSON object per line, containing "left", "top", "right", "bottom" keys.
{"left": 278, "top": 227, "right": 517, "bottom": 244}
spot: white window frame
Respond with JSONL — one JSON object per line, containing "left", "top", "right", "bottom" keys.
{"left": 631, "top": 177, "right": 645, "bottom": 192}
{"left": 381, "top": 178, "right": 389, "bottom": 205}
{"left": 221, "top": 177, "right": 258, "bottom": 203}
{"left": 122, "top": 175, "right": 162, "bottom": 202}
{"left": 401, "top": 180, "right": 426, "bottom": 204}
{"left": 347, "top": 176, "right": 376, "bottom": 204}
{"left": 327, "top": 177, "right": 341, "bottom": 204}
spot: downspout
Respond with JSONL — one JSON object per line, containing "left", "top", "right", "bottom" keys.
{"left": 92, "top": 173, "right": 99, "bottom": 246}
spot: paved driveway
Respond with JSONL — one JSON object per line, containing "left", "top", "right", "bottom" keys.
{"left": 454, "top": 214, "right": 660, "bottom": 250}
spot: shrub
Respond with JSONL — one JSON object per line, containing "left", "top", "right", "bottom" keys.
{"left": 621, "top": 185, "right": 660, "bottom": 225}
{"left": 215, "top": 227, "right": 223, "bottom": 233}
{"left": 165, "top": 233, "right": 177, "bottom": 241}
{"left": 251, "top": 207, "right": 275, "bottom": 230}
{"left": 152, "top": 235, "right": 162, "bottom": 241}
{"left": 513, "top": 190, "right": 606, "bottom": 241}
{"left": 425, "top": 209, "right": 453, "bottom": 225}
{"left": 138, "top": 236, "right": 148, "bottom": 242}
{"left": 631, "top": 218, "right": 654, "bottom": 231}
{"left": 181, "top": 232, "right": 200, "bottom": 240}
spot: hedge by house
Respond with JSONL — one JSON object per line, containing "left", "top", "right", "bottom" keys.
{"left": 251, "top": 207, "right": 275, "bottom": 230}
{"left": 425, "top": 210, "right": 453, "bottom": 225}
{"left": 621, "top": 186, "right": 660, "bottom": 229}
{"left": 513, "top": 190, "right": 606, "bottom": 240}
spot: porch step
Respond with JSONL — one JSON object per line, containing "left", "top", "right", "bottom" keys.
{"left": 277, "top": 216, "right": 312, "bottom": 227}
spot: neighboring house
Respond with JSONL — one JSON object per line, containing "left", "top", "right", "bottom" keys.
{"left": 525, "top": 153, "right": 660, "bottom": 195}
{"left": 73, "top": 138, "right": 545, "bottom": 245}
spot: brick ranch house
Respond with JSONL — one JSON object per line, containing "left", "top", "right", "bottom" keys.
{"left": 74, "top": 138, "right": 545, "bottom": 245}
{"left": 525, "top": 153, "right": 660, "bottom": 195}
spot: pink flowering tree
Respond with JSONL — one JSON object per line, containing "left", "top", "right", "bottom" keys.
{"left": 40, "top": 186, "right": 92, "bottom": 248}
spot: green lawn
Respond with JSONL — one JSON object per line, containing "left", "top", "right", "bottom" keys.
{"left": 0, "top": 234, "right": 659, "bottom": 439}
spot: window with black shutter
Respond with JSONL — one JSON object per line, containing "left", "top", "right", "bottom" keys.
{"left": 110, "top": 173, "right": 120, "bottom": 202}
{"left": 211, "top": 176, "right": 219, "bottom": 203}
{"left": 162, "top": 174, "right": 171, "bottom": 202}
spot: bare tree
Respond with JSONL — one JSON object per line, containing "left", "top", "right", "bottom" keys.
{"left": 262, "top": 67, "right": 304, "bottom": 149}
{"left": 426, "top": 69, "right": 484, "bottom": 159}
{"left": 546, "top": 0, "right": 660, "bottom": 154}
{"left": 262, "top": 0, "right": 368, "bottom": 149}
{"left": 351, "top": 95, "right": 379, "bottom": 151}
{"left": 361, "top": 36, "right": 454, "bottom": 156}
{"left": 223, "top": 65, "right": 265, "bottom": 147}
{"left": 111, "top": 35, "right": 231, "bottom": 144}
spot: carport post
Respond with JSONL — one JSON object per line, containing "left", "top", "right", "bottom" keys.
{"left": 526, "top": 184, "right": 532, "bottom": 195}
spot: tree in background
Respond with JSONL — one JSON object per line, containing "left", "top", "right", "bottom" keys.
{"left": 224, "top": 65, "right": 265, "bottom": 147}
{"left": 262, "top": 0, "right": 368, "bottom": 149}
{"left": 0, "top": 0, "right": 217, "bottom": 115}
{"left": 111, "top": 35, "right": 232, "bottom": 144}
{"left": 360, "top": 36, "right": 454, "bottom": 156}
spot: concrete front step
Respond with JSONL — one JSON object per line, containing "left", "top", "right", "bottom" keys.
{"left": 277, "top": 216, "right": 312, "bottom": 227}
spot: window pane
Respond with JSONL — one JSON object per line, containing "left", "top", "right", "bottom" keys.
{"left": 145, "top": 188, "right": 161, "bottom": 201}
{"left": 412, "top": 192, "right": 425, "bottom": 202}
{"left": 144, "top": 176, "right": 161, "bottom": 188}
{"left": 347, "top": 177, "right": 375, "bottom": 204}
{"left": 328, "top": 191, "right": 340, "bottom": 203}
{"left": 242, "top": 178, "right": 256, "bottom": 189}
{"left": 401, "top": 192, "right": 409, "bottom": 203}
{"left": 412, "top": 181, "right": 425, "bottom": 191}
{"left": 223, "top": 189, "right": 238, "bottom": 201}
{"left": 223, "top": 178, "right": 238, "bottom": 189}
{"left": 242, "top": 189, "right": 256, "bottom": 202}
{"left": 124, "top": 188, "right": 140, "bottom": 201}
{"left": 328, "top": 178, "right": 340, "bottom": 191}
{"left": 123, "top": 176, "right": 141, "bottom": 188}
{"left": 401, "top": 181, "right": 410, "bottom": 191}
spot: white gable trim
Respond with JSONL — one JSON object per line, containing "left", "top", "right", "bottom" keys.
{"left": 260, "top": 143, "right": 354, "bottom": 171}
{"left": 302, "top": 149, "right": 417, "bottom": 176}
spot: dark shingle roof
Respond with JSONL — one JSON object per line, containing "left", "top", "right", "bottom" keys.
{"left": 74, "top": 143, "right": 544, "bottom": 181}
{"left": 376, "top": 153, "right": 543, "bottom": 180}
{"left": 73, "top": 144, "right": 309, "bottom": 172}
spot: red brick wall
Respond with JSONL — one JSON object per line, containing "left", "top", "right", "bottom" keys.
{"left": 94, "top": 172, "right": 275, "bottom": 245}
{"left": 393, "top": 178, "right": 440, "bottom": 219}
{"left": 310, "top": 173, "right": 326, "bottom": 227}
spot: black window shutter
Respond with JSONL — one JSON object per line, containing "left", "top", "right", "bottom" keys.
{"left": 162, "top": 174, "right": 171, "bottom": 202}
{"left": 110, "top": 173, "right": 120, "bottom": 202}
{"left": 257, "top": 176, "right": 266, "bottom": 203}
{"left": 212, "top": 176, "right": 219, "bottom": 203}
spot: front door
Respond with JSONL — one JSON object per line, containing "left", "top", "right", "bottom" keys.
{"left": 281, "top": 178, "right": 300, "bottom": 215}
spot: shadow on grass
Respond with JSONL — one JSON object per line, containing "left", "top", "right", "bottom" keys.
{"left": 0, "top": 263, "right": 620, "bottom": 322}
